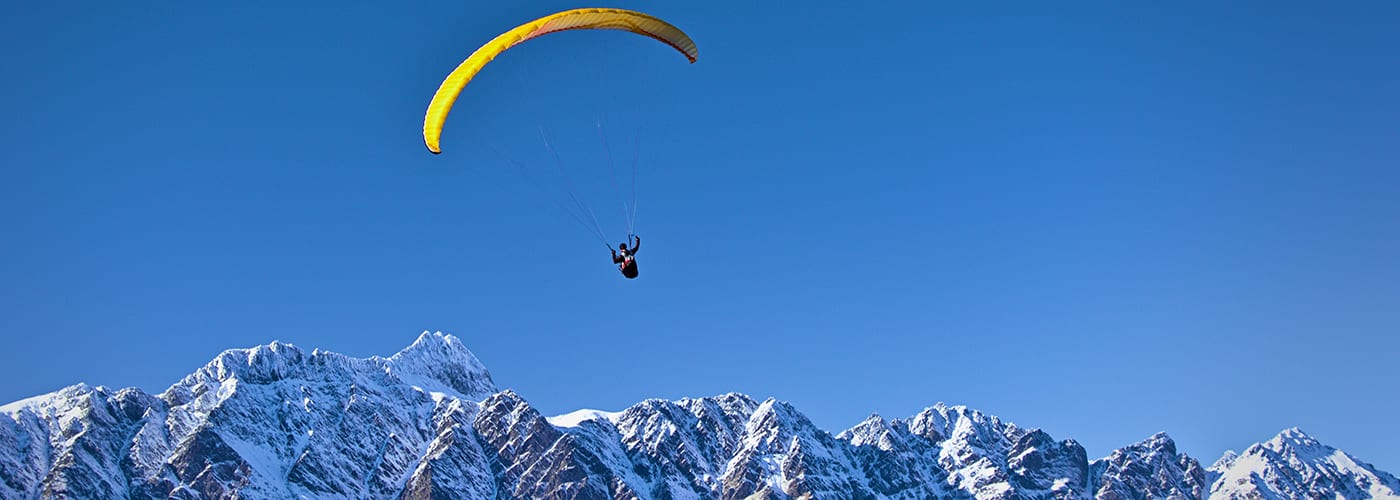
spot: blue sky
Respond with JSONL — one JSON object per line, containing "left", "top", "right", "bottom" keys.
{"left": 4, "top": 1, "right": 1398, "bottom": 472}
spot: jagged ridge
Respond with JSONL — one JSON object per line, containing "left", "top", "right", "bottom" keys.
{"left": 2, "top": 333, "right": 1395, "bottom": 499}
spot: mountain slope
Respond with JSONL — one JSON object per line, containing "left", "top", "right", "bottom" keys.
{"left": 1208, "top": 427, "right": 1400, "bottom": 499}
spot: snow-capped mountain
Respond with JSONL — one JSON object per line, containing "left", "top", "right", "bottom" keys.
{"left": 1090, "top": 431, "right": 1208, "bottom": 499}
{"left": 2, "top": 332, "right": 1395, "bottom": 499}
{"left": 1207, "top": 427, "right": 1400, "bottom": 499}
{"left": 1, "top": 333, "right": 497, "bottom": 499}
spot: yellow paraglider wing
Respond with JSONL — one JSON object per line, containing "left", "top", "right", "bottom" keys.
{"left": 423, "top": 8, "right": 698, "bottom": 154}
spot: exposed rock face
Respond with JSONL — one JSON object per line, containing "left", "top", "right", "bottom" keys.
{"left": 2, "top": 333, "right": 1395, "bottom": 499}
{"left": 1090, "top": 432, "right": 1207, "bottom": 500}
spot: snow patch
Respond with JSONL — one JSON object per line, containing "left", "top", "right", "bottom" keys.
{"left": 547, "top": 408, "right": 622, "bottom": 428}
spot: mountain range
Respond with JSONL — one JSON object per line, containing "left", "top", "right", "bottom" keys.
{"left": 3, "top": 331, "right": 1396, "bottom": 499}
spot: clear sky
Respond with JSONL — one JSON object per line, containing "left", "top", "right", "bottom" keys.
{"left": 4, "top": 0, "right": 1398, "bottom": 473}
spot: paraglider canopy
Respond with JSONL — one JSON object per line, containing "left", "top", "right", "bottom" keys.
{"left": 423, "top": 8, "right": 699, "bottom": 154}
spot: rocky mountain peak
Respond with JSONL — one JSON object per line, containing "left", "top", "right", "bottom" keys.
{"left": 1262, "top": 426, "right": 1323, "bottom": 454}
{"left": 1211, "top": 449, "right": 1239, "bottom": 470}
{"left": 1144, "top": 431, "right": 1176, "bottom": 453}
{"left": 838, "top": 413, "right": 894, "bottom": 449}
{"left": 1209, "top": 427, "right": 1400, "bottom": 499}
{"left": 389, "top": 331, "right": 483, "bottom": 367}
{"left": 384, "top": 331, "right": 497, "bottom": 401}
{"left": 1090, "top": 431, "right": 1206, "bottom": 499}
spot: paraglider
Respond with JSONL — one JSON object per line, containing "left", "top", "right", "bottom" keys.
{"left": 611, "top": 234, "right": 641, "bottom": 279}
{"left": 423, "top": 8, "right": 698, "bottom": 154}
{"left": 421, "top": 8, "right": 695, "bottom": 280}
